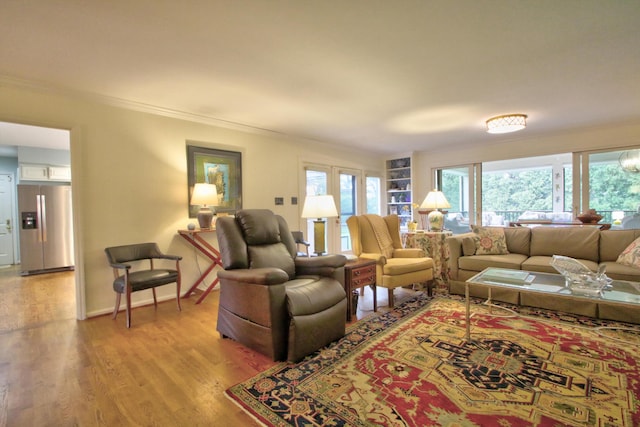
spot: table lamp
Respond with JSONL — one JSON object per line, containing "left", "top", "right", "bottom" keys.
{"left": 420, "top": 190, "right": 450, "bottom": 231}
{"left": 190, "top": 183, "right": 218, "bottom": 229}
{"left": 301, "top": 195, "right": 338, "bottom": 256}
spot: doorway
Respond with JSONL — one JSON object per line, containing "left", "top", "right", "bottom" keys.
{"left": 0, "top": 121, "right": 76, "bottom": 312}
{"left": 0, "top": 173, "right": 16, "bottom": 266}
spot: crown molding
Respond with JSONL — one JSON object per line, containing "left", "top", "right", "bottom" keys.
{"left": 0, "top": 74, "right": 296, "bottom": 139}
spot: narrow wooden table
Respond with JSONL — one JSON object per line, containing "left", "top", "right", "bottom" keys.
{"left": 344, "top": 258, "right": 377, "bottom": 321}
{"left": 178, "top": 228, "right": 223, "bottom": 304}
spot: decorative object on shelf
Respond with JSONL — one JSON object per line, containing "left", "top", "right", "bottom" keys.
{"left": 187, "top": 223, "right": 196, "bottom": 231}
{"left": 420, "top": 190, "right": 451, "bottom": 231}
{"left": 486, "top": 114, "right": 527, "bottom": 134}
{"left": 301, "top": 194, "right": 339, "bottom": 256}
{"left": 407, "top": 221, "right": 418, "bottom": 232}
{"left": 619, "top": 149, "right": 640, "bottom": 173}
{"left": 190, "top": 183, "right": 218, "bottom": 229}
{"left": 550, "top": 255, "right": 612, "bottom": 296}
{"left": 576, "top": 209, "right": 603, "bottom": 224}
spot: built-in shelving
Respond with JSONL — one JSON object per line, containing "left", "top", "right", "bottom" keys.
{"left": 386, "top": 157, "right": 413, "bottom": 228}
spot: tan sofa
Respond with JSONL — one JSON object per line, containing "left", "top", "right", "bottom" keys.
{"left": 447, "top": 226, "right": 640, "bottom": 299}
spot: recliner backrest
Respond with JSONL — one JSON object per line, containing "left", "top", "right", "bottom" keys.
{"left": 216, "top": 209, "right": 297, "bottom": 279}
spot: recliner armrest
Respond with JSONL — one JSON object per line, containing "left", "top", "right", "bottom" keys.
{"left": 218, "top": 267, "right": 290, "bottom": 285}
{"left": 295, "top": 254, "right": 346, "bottom": 268}
{"left": 295, "top": 254, "right": 347, "bottom": 276}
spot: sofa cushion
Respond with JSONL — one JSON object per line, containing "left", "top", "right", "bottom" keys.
{"left": 601, "top": 261, "right": 640, "bottom": 282}
{"left": 458, "top": 253, "right": 527, "bottom": 271}
{"left": 529, "top": 227, "right": 599, "bottom": 262}
{"left": 522, "top": 255, "right": 598, "bottom": 274}
{"left": 462, "top": 236, "right": 476, "bottom": 256}
{"left": 600, "top": 229, "right": 640, "bottom": 262}
{"left": 616, "top": 236, "right": 640, "bottom": 269}
{"left": 503, "top": 227, "right": 531, "bottom": 255}
{"left": 471, "top": 225, "right": 509, "bottom": 255}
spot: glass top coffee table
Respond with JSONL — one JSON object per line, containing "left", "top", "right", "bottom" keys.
{"left": 464, "top": 267, "right": 640, "bottom": 340}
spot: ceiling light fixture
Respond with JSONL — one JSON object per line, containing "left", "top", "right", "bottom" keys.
{"left": 486, "top": 114, "right": 528, "bottom": 134}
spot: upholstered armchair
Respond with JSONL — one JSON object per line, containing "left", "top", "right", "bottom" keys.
{"left": 215, "top": 209, "right": 348, "bottom": 362}
{"left": 347, "top": 214, "right": 434, "bottom": 307}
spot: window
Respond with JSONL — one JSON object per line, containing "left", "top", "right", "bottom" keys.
{"left": 365, "top": 176, "right": 381, "bottom": 214}
{"left": 585, "top": 150, "right": 640, "bottom": 227}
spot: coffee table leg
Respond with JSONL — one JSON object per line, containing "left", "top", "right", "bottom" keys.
{"left": 465, "top": 281, "right": 471, "bottom": 341}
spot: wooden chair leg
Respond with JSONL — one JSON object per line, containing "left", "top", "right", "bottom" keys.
{"left": 152, "top": 288, "right": 158, "bottom": 308}
{"left": 126, "top": 287, "right": 132, "bottom": 328}
{"left": 176, "top": 280, "right": 182, "bottom": 312}
{"left": 113, "top": 293, "right": 121, "bottom": 319}
{"left": 426, "top": 280, "right": 434, "bottom": 296}
{"left": 388, "top": 288, "right": 395, "bottom": 308}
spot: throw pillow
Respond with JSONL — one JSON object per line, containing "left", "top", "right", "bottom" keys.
{"left": 617, "top": 236, "right": 640, "bottom": 269}
{"left": 471, "top": 225, "right": 509, "bottom": 255}
{"left": 461, "top": 236, "right": 476, "bottom": 256}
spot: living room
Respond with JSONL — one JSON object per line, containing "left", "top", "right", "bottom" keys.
{"left": 1, "top": 2, "right": 639, "bottom": 425}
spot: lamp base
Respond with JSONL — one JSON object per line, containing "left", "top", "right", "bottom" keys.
{"left": 197, "top": 207, "right": 214, "bottom": 229}
{"left": 428, "top": 209, "right": 444, "bottom": 231}
{"left": 312, "top": 219, "right": 326, "bottom": 256}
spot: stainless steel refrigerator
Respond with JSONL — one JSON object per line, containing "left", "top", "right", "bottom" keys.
{"left": 18, "top": 184, "right": 74, "bottom": 275}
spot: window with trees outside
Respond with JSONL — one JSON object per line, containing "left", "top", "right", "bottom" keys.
{"left": 437, "top": 148, "right": 640, "bottom": 234}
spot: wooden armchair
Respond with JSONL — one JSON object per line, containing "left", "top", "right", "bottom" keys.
{"left": 104, "top": 242, "right": 182, "bottom": 328}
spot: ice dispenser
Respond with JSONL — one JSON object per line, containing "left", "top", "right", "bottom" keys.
{"left": 22, "top": 212, "right": 37, "bottom": 229}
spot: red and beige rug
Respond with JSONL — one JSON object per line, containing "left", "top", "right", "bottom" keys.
{"left": 226, "top": 294, "right": 640, "bottom": 426}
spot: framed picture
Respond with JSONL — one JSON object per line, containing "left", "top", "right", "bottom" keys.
{"left": 187, "top": 145, "right": 242, "bottom": 217}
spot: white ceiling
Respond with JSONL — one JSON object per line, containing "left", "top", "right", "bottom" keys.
{"left": 1, "top": 1, "right": 639, "bottom": 154}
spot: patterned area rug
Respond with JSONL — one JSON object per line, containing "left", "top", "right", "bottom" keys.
{"left": 226, "top": 294, "right": 640, "bottom": 426}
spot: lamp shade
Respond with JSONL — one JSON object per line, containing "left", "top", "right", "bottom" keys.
{"left": 420, "top": 190, "right": 451, "bottom": 210}
{"left": 191, "top": 183, "right": 218, "bottom": 206}
{"left": 301, "top": 195, "right": 338, "bottom": 219}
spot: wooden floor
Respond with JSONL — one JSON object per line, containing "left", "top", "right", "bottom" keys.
{"left": 0, "top": 267, "right": 420, "bottom": 426}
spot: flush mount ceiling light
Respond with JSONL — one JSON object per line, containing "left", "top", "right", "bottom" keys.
{"left": 486, "top": 114, "right": 528, "bottom": 134}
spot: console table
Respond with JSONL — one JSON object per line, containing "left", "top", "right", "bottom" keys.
{"left": 403, "top": 231, "right": 452, "bottom": 292}
{"left": 178, "top": 229, "right": 223, "bottom": 304}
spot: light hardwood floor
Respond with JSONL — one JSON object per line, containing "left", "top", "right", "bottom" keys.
{"left": 0, "top": 267, "right": 417, "bottom": 426}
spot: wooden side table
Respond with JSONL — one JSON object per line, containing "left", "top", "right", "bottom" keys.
{"left": 178, "top": 228, "right": 223, "bottom": 304}
{"left": 344, "top": 258, "right": 377, "bottom": 321}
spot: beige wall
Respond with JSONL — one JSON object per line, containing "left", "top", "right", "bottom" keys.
{"left": 0, "top": 84, "right": 381, "bottom": 317}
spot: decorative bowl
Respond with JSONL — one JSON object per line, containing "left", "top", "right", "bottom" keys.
{"left": 576, "top": 213, "right": 603, "bottom": 224}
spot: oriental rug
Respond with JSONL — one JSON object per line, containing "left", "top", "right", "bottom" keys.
{"left": 226, "top": 294, "right": 640, "bottom": 426}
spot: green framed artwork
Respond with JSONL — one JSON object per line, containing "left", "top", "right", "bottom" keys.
{"left": 187, "top": 144, "right": 242, "bottom": 217}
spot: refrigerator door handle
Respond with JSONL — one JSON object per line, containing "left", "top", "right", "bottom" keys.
{"left": 40, "top": 194, "right": 47, "bottom": 242}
